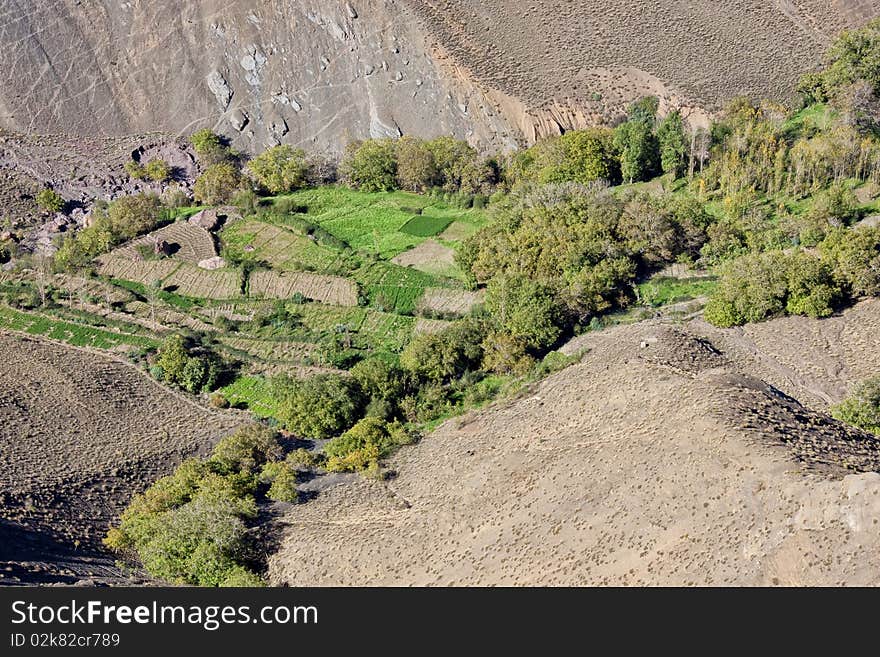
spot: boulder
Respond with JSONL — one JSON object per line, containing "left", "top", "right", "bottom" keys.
{"left": 188, "top": 209, "right": 221, "bottom": 231}
{"left": 198, "top": 256, "right": 226, "bottom": 270}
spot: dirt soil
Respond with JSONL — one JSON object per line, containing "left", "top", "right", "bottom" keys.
{"left": 0, "top": 332, "right": 245, "bottom": 585}
{"left": 1, "top": 2, "right": 872, "bottom": 152}
{"left": 269, "top": 301, "right": 880, "bottom": 586}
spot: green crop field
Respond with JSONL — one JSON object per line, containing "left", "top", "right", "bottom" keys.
{"left": 269, "top": 187, "right": 487, "bottom": 258}
{"left": 399, "top": 214, "right": 454, "bottom": 237}
{"left": 0, "top": 305, "right": 157, "bottom": 350}
{"left": 354, "top": 261, "right": 447, "bottom": 314}
{"left": 219, "top": 375, "right": 279, "bottom": 419}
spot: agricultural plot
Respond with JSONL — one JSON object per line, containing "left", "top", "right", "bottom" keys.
{"left": 354, "top": 262, "right": 445, "bottom": 314}
{"left": 417, "top": 287, "right": 485, "bottom": 316}
{"left": 111, "top": 222, "right": 217, "bottom": 264}
{"left": 248, "top": 270, "right": 358, "bottom": 306}
{"left": 98, "top": 256, "right": 181, "bottom": 286}
{"left": 220, "top": 336, "right": 319, "bottom": 363}
{"left": 399, "top": 214, "right": 454, "bottom": 237}
{"left": 222, "top": 220, "right": 343, "bottom": 272}
{"left": 274, "top": 187, "right": 487, "bottom": 258}
{"left": 162, "top": 263, "right": 241, "bottom": 300}
{"left": 391, "top": 239, "right": 459, "bottom": 278}
{"left": 218, "top": 375, "right": 278, "bottom": 419}
{"left": 0, "top": 305, "right": 157, "bottom": 350}
{"left": 414, "top": 317, "right": 452, "bottom": 335}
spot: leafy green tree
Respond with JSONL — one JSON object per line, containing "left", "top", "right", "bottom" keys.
{"left": 105, "top": 193, "right": 163, "bottom": 240}
{"left": 190, "top": 129, "right": 232, "bottom": 165}
{"left": 400, "top": 320, "right": 485, "bottom": 383}
{"left": 194, "top": 163, "right": 243, "bottom": 205}
{"left": 395, "top": 136, "right": 438, "bottom": 191}
{"left": 144, "top": 159, "right": 172, "bottom": 182}
{"left": 821, "top": 227, "right": 880, "bottom": 296}
{"left": 614, "top": 120, "right": 658, "bottom": 183}
{"left": 350, "top": 356, "right": 407, "bottom": 404}
{"left": 340, "top": 139, "right": 398, "bottom": 192}
{"left": 273, "top": 373, "right": 363, "bottom": 439}
{"left": 485, "top": 275, "right": 561, "bottom": 349}
{"left": 36, "top": 188, "right": 64, "bottom": 213}
{"left": 247, "top": 145, "right": 308, "bottom": 194}
{"left": 657, "top": 111, "right": 688, "bottom": 178}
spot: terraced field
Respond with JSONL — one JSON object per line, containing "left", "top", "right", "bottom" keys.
{"left": 222, "top": 219, "right": 345, "bottom": 272}
{"left": 248, "top": 270, "right": 358, "bottom": 306}
{"left": 112, "top": 222, "right": 216, "bottom": 264}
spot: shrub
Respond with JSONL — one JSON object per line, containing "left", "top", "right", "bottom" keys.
{"left": 821, "top": 227, "right": 880, "bottom": 297}
{"left": 259, "top": 461, "right": 299, "bottom": 502}
{"left": 273, "top": 373, "right": 363, "bottom": 439}
{"left": 832, "top": 376, "right": 880, "bottom": 435}
{"left": 194, "top": 163, "right": 244, "bottom": 205}
{"left": 36, "top": 188, "right": 64, "bottom": 213}
{"left": 485, "top": 275, "right": 561, "bottom": 350}
{"left": 105, "top": 456, "right": 264, "bottom": 586}
{"left": 324, "top": 417, "right": 413, "bottom": 472}
{"left": 481, "top": 332, "right": 535, "bottom": 375}
{"left": 211, "top": 425, "right": 282, "bottom": 475}
{"left": 704, "top": 250, "right": 842, "bottom": 327}
{"left": 247, "top": 145, "right": 308, "bottom": 194}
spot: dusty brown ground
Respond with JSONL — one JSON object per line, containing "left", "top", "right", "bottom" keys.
{"left": 0, "top": 332, "right": 245, "bottom": 585}
{"left": 269, "top": 302, "right": 880, "bottom": 586}
{"left": 1, "top": 2, "right": 873, "bottom": 152}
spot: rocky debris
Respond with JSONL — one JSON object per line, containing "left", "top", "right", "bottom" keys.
{"left": 206, "top": 69, "right": 233, "bottom": 109}
{"left": 188, "top": 208, "right": 223, "bottom": 231}
{"left": 229, "top": 109, "right": 249, "bottom": 132}
{"left": 198, "top": 255, "right": 226, "bottom": 270}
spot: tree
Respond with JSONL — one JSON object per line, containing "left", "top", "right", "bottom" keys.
{"left": 486, "top": 274, "right": 562, "bottom": 349}
{"left": 339, "top": 139, "right": 398, "bottom": 192}
{"left": 247, "top": 145, "right": 308, "bottom": 194}
{"left": 190, "top": 129, "right": 232, "bottom": 165}
{"left": 36, "top": 188, "right": 64, "bottom": 213}
{"left": 273, "top": 373, "right": 363, "bottom": 439}
{"left": 657, "top": 111, "right": 688, "bottom": 178}
{"left": 613, "top": 97, "right": 661, "bottom": 183}
{"left": 400, "top": 320, "right": 485, "bottom": 383}
{"left": 194, "top": 163, "right": 243, "bottom": 205}
{"left": 144, "top": 159, "right": 172, "bottom": 182}
{"left": 106, "top": 193, "right": 163, "bottom": 240}
{"left": 614, "top": 120, "right": 658, "bottom": 183}
{"left": 395, "top": 136, "right": 438, "bottom": 191}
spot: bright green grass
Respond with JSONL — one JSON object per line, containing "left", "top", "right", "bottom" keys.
{"left": 353, "top": 262, "right": 445, "bottom": 314}
{"left": 219, "top": 376, "right": 279, "bottom": 419}
{"left": 270, "top": 187, "right": 487, "bottom": 258}
{"left": 0, "top": 305, "right": 157, "bottom": 350}
{"left": 636, "top": 276, "right": 718, "bottom": 307}
{"left": 221, "top": 219, "right": 346, "bottom": 273}
{"left": 399, "top": 213, "right": 454, "bottom": 237}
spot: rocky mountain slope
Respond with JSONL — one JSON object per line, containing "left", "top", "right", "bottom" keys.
{"left": 269, "top": 301, "right": 880, "bottom": 586}
{"left": 1, "top": 1, "right": 876, "bottom": 152}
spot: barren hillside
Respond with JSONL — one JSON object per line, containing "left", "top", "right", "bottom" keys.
{"left": 269, "top": 301, "right": 880, "bottom": 586}
{"left": 1, "top": 1, "right": 876, "bottom": 151}
{"left": 0, "top": 333, "right": 244, "bottom": 584}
